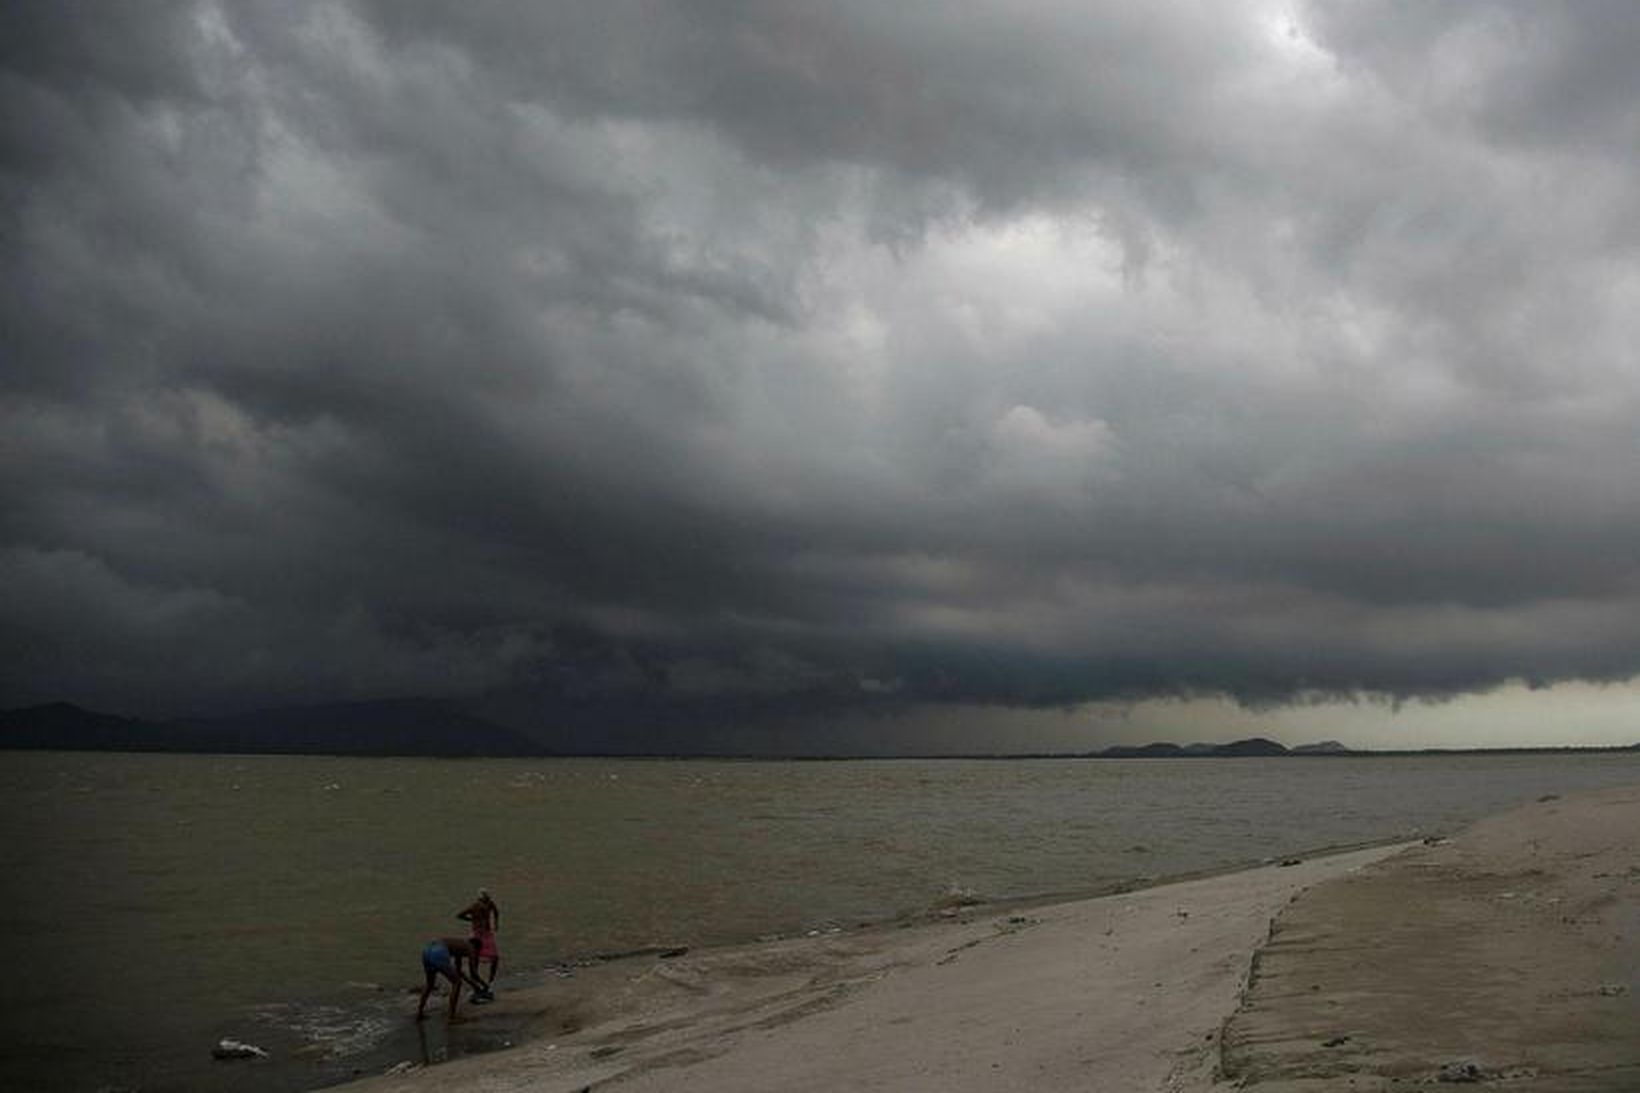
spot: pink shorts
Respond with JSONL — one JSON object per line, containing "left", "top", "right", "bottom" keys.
{"left": 474, "top": 929, "right": 499, "bottom": 960}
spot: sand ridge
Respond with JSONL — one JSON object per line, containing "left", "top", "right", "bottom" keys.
{"left": 345, "top": 845, "right": 1404, "bottom": 1092}
{"left": 1219, "top": 784, "right": 1640, "bottom": 1090}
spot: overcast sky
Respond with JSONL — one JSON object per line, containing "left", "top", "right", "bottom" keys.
{"left": 6, "top": 2, "right": 1640, "bottom": 750}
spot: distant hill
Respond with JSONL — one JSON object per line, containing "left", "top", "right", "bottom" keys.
{"left": 1291, "top": 739, "right": 1350, "bottom": 755}
{"left": 0, "top": 702, "right": 171, "bottom": 750}
{"left": 1215, "top": 736, "right": 1290, "bottom": 757}
{"left": 1096, "top": 741, "right": 1192, "bottom": 758}
{"left": 0, "top": 699, "right": 542, "bottom": 757}
{"left": 1096, "top": 737, "right": 1294, "bottom": 758}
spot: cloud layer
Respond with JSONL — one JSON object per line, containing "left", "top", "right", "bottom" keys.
{"left": 6, "top": 2, "right": 1640, "bottom": 735}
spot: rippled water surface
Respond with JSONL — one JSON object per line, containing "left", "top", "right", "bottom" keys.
{"left": 3, "top": 749, "right": 1638, "bottom": 1091}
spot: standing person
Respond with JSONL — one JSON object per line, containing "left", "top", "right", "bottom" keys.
{"left": 416, "top": 936, "right": 491, "bottom": 1021}
{"left": 458, "top": 888, "right": 501, "bottom": 986}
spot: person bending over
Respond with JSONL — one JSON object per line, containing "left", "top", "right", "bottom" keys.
{"left": 417, "top": 936, "right": 492, "bottom": 1021}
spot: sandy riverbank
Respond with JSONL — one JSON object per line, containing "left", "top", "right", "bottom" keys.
{"left": 1221, "top": 784, "right": 1640, "bottom": 1090}
{"left": 343, "top": 785, "right": 1639, "bottom": 1092}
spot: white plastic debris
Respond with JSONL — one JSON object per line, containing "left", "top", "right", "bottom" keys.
{"left": 212, "top": 1038, "right": 269, "bottom": 1060}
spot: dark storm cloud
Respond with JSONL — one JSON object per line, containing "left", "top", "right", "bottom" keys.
{"left": 6, "top": 1, "right": 1640, "bottom": 734}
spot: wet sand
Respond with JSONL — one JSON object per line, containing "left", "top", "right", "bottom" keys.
{"left": 342, "top": 785, "right": 1640, "bottom": 1092}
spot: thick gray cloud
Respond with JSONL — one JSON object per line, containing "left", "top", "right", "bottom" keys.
{"left": 5, "top": 1, "right": 1640, "bottom": 739}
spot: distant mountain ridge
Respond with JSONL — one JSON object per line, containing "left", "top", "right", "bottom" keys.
{"left": 5, "top": 703, "right": 1637, "bottom": 757}
{"left": 4, "top": 707, "right": 1328, "bottom": 758}
{"left": 1095, "top": 737, "right": 1321, "bottom": 758}
{"left": 0, "top": 699, "right": 541, "bottom": 757}
{"left": 1290, "top": 739, "right": 1349, "bottom": 755}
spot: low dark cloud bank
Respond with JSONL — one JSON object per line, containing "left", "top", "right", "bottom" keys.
{"left": 6, "top": 2, "right": 1640, "bottom": 740}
